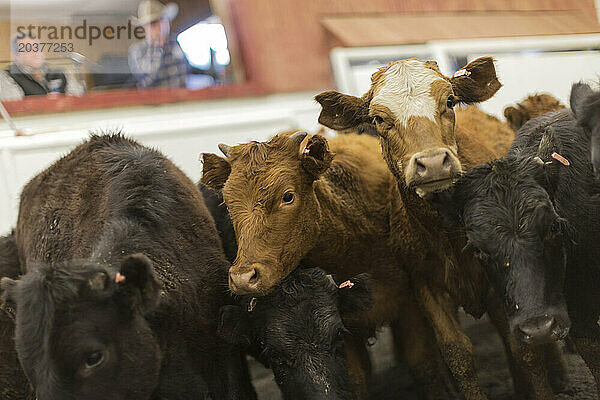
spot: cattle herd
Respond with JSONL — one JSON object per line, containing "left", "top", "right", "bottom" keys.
{"left": 0, "top": 56, "right": 599, "bottom": 400}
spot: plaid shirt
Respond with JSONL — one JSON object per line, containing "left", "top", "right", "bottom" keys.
{"left": 128, "top": 40, "right": 188, "bottom": 88}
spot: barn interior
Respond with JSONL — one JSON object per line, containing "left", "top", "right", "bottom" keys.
{"left": 0, "top": 0, "right": 599, "bottom": 399}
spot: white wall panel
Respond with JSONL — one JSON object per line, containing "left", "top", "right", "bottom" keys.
{"left": 0, "top": 91, "right": 321, "bottom": 235}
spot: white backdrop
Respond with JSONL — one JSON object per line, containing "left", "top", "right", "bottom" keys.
{"left": 330, "top": 34, "right": 600, "bottom": 118}
{"left": 475, "top": 51, "right": 600, "bottom": 118}
{"left": 0, "top": 92, "right": 322, "bottom": 235}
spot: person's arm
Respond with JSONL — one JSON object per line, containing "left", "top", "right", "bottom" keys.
{"left": 170, "top": 42, "right": 188, "bottom": 88}
{"left": 0, "top": 71, "right": 25, "bottom": 101}
{"left": 64, "top": 71, "right": 84, "bottom": 96}
{"left": 128, "top": 43, "right": 155, "bottom": 88}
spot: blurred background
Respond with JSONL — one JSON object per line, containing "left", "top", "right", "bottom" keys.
{"left": 0, "top": 0, "right": 599, "bottom": 235}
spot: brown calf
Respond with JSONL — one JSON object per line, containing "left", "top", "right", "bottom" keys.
{"left": 504, "top": 93, "right": 565, "bottom": 132}
{"left": 316, "top": 57, "right": 567, "bottom": 399}
{"left": 202, "top": 132, "right": 457, "bottom": 398}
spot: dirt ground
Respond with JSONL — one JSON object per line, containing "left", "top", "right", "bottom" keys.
{"left": 249, "top": 311, "right": 597, "bottom": 399}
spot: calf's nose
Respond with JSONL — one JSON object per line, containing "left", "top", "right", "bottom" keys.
{"left": 415, "top": 150, "right": 451, "bottom": 179}
{"left": 407, "top": 148, "right": 461, "bottom": 188}
{"left": 229, "top": 265, "right": 260, "bottom": 294}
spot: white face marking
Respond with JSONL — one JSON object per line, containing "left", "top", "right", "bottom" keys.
{"left": 371, "top": 60, "right": 444, "bottom": 127}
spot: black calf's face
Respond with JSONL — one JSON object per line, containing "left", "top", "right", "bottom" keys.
{"left": 434, "top": 158, "right": 570, "bottom": 344}
{"left": 219, "top": 268, "right": 372, "bottom": 400}
{"left": 0, "top": 254, "right": 161, "bottom": 400}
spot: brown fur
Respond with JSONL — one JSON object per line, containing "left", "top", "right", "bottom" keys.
{"left": 316, "top": 57, "right": 566, "bottom": 399}
{"left": 202, "top": 131, "right": 459, "bottom": 398}
{"left": 456, "top": 107, "right": 515, "bottom": 158}
{"left": 504, "top": 94, "right": 565, "bottom": 132}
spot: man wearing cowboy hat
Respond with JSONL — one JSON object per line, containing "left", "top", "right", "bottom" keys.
{"left": 128, "top": 0, "right": 188, "bottom": 88}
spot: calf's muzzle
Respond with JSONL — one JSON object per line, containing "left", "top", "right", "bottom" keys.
{"left": 513, "top": 311, "right": 570, "bottom": 345}
{"left": 229, "top": 262, "right": 264, "bottom": 294}
{"left": 406, "top": 148, "right": 461, "bottom": 194}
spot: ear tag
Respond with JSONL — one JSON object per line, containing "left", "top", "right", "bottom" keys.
{"left": 302, "top": 147, "right": 310, "bottom": 155}
{"left": 453, "top": 69, "right": 471, "bottom": 78}
{"left": 339, "top": 280, "right": 354, "bottom": 289}
{"left": 551, "top": 152, "right": 570, "bottom": 166}
{"left": 326, "top": 274, "right": 336, "bottom": 286}
{"left": 248, "top": 297, "right": 257, "bottom": 312}
{"left": 115, "top": 272, "right": 126, "bottom": 283}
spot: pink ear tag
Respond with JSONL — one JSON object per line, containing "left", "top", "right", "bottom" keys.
{"left": 303, "top": 147, "right": 310, "bottom": 155}
{"left": 453, "top": 69, "right": 471, "bottom": 78}
{"left": 115, "top": 272, "right": 126, "bottom": 283}
{"left": 339, "top": 280, "right": 354, "bottom": 289}
{"left": 551, "top": 152, "right": 570, "bottom": 166}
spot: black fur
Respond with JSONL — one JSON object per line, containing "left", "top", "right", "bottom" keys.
{"left": 0, "top": 133, "right": 256, "bottom": 400}
{"left": 219, "top": 268, "right": 372, "bottom": 400}
{"left": 0, "top": 232, "right": 35, "bottom": 399}
{"left": 199, "top": 183, "right": 237, "bottom": 263}
{"left": 433, "top": 94, "right": 600, "bottom": 390}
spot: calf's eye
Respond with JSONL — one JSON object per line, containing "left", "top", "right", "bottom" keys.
{"left": 473, "top": 248, "right": 489, "bottom": 262}
{"left": 85, "top": 351, "right": 104, "bottom": 369}
{"left": 336, "top": 327, "right": 349, "bottom": 340}
{"left": 281, "top": 192, "right": 295, "bottom": 205}
{"left": 550, "top": 220, "right": 561, "bottom": 235}
{"left": 372, "top": 115, "right": 384, "bottom": 125}
{"left": 446, "top": 95, "right": 456, "bottom": 109}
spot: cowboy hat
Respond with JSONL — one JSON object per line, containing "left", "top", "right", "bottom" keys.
{"left": 132, "top": 0, "right": 178, "bottom": 26}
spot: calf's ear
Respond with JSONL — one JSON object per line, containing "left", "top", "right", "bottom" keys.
{"left": 300, "top": 134, "right": 335, "bottom": 180}
{"left": 201, "top": 153, "right": 231, "bottom": 190}
{"left": 570, "top": 82, "right": 600, "bottom": 177}
{"left": 337, "top": 273, "right": 373, "bottom": 314}
{"left": 117, "top": 254, "right": 160, "bottom": 314}
{"left": 570, "top": 82, "right": 594, "bottom": 121}
{"left": 451, "top": 57, "right": 501, "bottom": 104}
{"left": 315, "top": 90, "right": 370, "bottom": 131}
{"left": 0, "top": 277, "right": 17, "bottom": 308}
{"left": 503, "top": 106, "right": 527, "bottom": 132}
{"left": 217, "top": 305, "right": 251, "bottom": 346}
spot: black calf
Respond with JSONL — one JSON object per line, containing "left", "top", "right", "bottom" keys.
{"left": 0, "top": 134, "right": 255, "bottom": 400}
{"left": 219, "top": 268, "right": 372, "bottom": 400}
{"left": 434, "top": 155, "right": 571, "bottom": 344}
{"left": 433, "top": 83, "right": 600, "bottom": 393}
{"left": 0, "top": 232, "right": 35, "bottom": 400}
